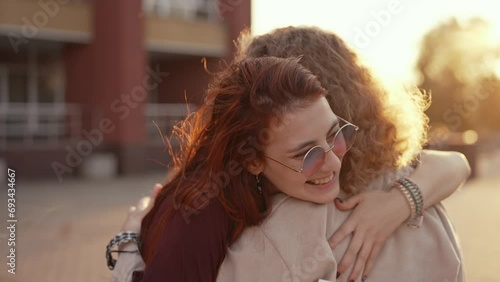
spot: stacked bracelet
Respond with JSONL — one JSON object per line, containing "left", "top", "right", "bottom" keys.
{"left": 106, "top": 231, "right": 142, "bottom": 270}
{"left": 398, "top": 178, "right": 423, "bottom": 217}
{"left": 394, "top": 178, "right": 424, "bottom": 228}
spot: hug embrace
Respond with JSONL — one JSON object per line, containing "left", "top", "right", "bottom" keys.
{"left": 106, "top": 26, "right": 470, "bottom": 282}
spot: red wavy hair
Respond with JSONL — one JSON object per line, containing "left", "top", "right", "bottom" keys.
{"left": 141, "top": 57, "right": 327, "bottom": 262}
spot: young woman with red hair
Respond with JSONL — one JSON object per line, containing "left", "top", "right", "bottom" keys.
{"left": 138, "top": 56, "right": 356, "bottom": 281}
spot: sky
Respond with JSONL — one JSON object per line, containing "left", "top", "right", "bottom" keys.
{"left": 251, "top": 0, "right": 500, "bottom": 86}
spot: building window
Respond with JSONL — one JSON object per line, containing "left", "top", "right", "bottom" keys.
{"left": 0, "top": 46, "right": 75, "bottom": 146}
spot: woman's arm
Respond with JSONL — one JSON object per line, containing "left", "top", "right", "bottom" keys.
{"left": 111, "top": 184, "right": 162, "bottom": 282}
{"left": 111, "top": 169, "right": 179, "bottom": 281}
{"left": 111, "top": 183, "right": 231, "bottom": 282}
{"left": 329, "top": 150, "right": 470, "bottom": 281}
{"left": 112, "top": 243, "right": 146, "bottom": 282}
{"left": 411, "top": 150, "right": 471, "bottom": 209}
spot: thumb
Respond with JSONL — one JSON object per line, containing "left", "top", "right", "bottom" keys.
{"left": 151, "top": 183, "right": 163, "bottom": 199}
{"left": 335, "top": 194, "right": 363, "bottom": 211}
{"left": 144, "top": 183, "right": 162, "bottom": 213}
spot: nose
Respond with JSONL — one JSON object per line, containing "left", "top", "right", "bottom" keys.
{"left": 321, "top": 148, "right": 342, "bottom": 173}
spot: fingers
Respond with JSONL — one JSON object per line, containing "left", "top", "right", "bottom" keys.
{"left": 137, "top": 196, "right": 151, "bottom": 211}
{"left": 135, "top": 183, "right": 163, "bottom": 213}
{"left": 328, "top": 218, "right": 355, "bottom": 249}
{"left": 362, "top": 242, "right": 382, "bottom": 279}
{"left": 347, "top": 242, "right": 372, "bottom": 282}
{"left": 129, "top": 183, "right": 162, "bottom": 214}
{"left": 335, "top": 194, "right": 364, "bottom": 211}
{"left": 145, "top": 183, "right": 162, "bottom": 212}
{"left": 328, "top": 196, "right": 364, "bottom": 249}
{"left": 336, "top": 230, "right": 364, "bottom": 275}
{"left": 151, "top": 183, "right": 162, "bottom": 198}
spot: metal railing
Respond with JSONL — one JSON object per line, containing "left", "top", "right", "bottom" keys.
{"left": 0, "top": 103, "right": 82, "bottom": 148}
{"left": 0, "top": 102, "right": 198, "bottom": 147}
{"left": 143, "top": 0, "right": 218, "bottom": 21}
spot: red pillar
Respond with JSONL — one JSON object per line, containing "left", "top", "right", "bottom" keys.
{"left": 157, "top": 58, "right": 212, "bottom": 105}
{"left": 93, "top": 0, "right": 147, "bottom": 175}
{"left": 65, "top": 0, "right": 148, "bottom": 176}
{"left": 222, "top": 0, "right": 251, "bottom": 59}
{"left": 64, "top": 43, "right": 95, "bottom": 133}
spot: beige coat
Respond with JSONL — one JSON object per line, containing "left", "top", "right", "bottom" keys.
{"left": 218, "top": 195, "right": 463, "bottom": 282}
{"left": 113, "top": 168, "right": 464, "bottom": 282}
{"left": 218, "top": 166, "right": 464, "bottom": 282}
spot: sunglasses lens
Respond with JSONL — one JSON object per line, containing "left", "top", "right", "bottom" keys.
{"left": 332, "top": 125, "right": 357, "bottom": 156}
{"left": 302, "top": 146, "right": 325, "bottom": 177}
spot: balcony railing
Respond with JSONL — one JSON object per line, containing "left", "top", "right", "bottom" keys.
{"left": 143, "top": 0, "right": 218, "bottom": 21}
{"left": 0, "top": 102, "right": 198, "bottom": 148}
{"left": 0, "top": 102, "right": 82, "bottom": 148}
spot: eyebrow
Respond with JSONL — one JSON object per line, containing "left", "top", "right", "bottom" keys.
{"left": 287, "top": 118, "right": 340, "bottom": 154}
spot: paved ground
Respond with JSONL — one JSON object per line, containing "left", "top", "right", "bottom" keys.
{"left": 0, "top": 152, "right": 499, "bottom": 282}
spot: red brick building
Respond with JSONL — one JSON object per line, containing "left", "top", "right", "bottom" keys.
{"left": 0, "top": 0, "right": 251, "bottom": 180}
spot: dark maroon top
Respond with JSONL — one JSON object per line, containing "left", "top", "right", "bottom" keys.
{"left": 140, "top": 198, "right": 232, "bottom": 282}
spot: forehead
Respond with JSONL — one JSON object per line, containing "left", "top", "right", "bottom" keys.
{"left": 267, "top": 97, "right": 336, "bottom": 150}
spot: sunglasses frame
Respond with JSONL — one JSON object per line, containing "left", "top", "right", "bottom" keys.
{"left": 265, "top": 116, "right": 359, "bottom": 177}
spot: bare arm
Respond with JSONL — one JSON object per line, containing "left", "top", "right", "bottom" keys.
{"left": 410, "top": 149, "right": 471, "bottom": 209}
{"left": 330, "top": 149, "right": 470, "bottom": 281}
{"left": 111, "top": 171, "right": 178, "bottom": 281}
{"left": 111, "top": 184, "right": 162, "bottom": 282}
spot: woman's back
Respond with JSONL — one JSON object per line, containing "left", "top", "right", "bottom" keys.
{"left": 141, "top": 196, "right": 232, "bottom": 281}
{"left": 217, "top": 166, "right": 464, "bottom": 282}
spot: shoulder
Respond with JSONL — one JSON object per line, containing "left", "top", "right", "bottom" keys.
{"left": 158, "top": 198, "right": 231, "bottom": 251}
{"left": 143, "top": 198, "right": 231, "bottom": 281}
{"left": 220, "top": 195, "right": 337, "bottom": 282}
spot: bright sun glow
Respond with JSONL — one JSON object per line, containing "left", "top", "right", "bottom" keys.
{"left": 252, "top": 0, "right": 500, "bottom": 85}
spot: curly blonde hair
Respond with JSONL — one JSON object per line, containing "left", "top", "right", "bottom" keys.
{"left": 236, "top": 26, "right": 429, "bottom": 194}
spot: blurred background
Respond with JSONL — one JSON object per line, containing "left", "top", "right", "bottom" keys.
{"left": 0, "top": 0, "right": 498, "bottom": 281}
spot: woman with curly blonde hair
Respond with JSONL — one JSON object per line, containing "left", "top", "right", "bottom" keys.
{"left": 219, "top": 26, "right": 467, "bottom": 282}
{"left": 109, "top": 27, "right": 469, "bottom": 282}
{"left": 236, "top": 26, "right": 428, "bottom": 196}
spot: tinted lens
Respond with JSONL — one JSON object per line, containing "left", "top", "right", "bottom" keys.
{"left": 302, "top": 146, "right": 325, "bottom": 177}
{"left": 332, "top": 124, "right": 357, "bottom": 156}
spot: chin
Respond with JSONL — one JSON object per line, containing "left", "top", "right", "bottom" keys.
{"left": 314, "top": 194, "right": 338, "bottom": 204}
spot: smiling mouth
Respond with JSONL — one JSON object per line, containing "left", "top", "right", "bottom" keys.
{"left": 305, "top": 173, "right": 335, "bottom": 185}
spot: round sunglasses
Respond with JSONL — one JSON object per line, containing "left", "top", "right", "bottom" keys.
{"left": 265, "top": 117, "right": 359, "bottom": 178}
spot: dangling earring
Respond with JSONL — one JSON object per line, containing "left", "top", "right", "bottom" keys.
{"left": 255, "top": 174, "right": 263, "bottom": 195}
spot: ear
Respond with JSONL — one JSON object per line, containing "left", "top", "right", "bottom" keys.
{"left": 247, "top": 158, "right": 264, "bottom": 175}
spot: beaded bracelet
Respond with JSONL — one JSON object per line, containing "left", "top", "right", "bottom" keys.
{"left": 394, "top": 181, "right": 416, "bottom": 223}
{"left": 394, "top": 178, "right": 424, "bottom": 228}
{"left": 398, "top": 178, "right": 424, "bottom": 224}
{"left": 106, "top": 231, "right": 142, "bottom": 270}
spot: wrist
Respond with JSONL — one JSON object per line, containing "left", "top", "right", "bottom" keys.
{"left": 106, "top": 231, "right": 142, "bottom": 270}
{"left": 388, "top": 187, "right": 411, "bottom": 223}
{"left": 118, "top": 241, "right": 137, "bottom": 252}
{"left": 393, "top": 178, "right": 424, "bottom": 228}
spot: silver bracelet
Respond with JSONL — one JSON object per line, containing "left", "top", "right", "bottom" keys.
{"left": 106, "top": 231, "right": 142, "bottom": 270}
{"left": 397, "top": 178, "right": 424, "bottom": 228}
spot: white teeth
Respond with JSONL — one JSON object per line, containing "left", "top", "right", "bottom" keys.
{"left": 308, "top": 174, "right": 334, "bottom": 185}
